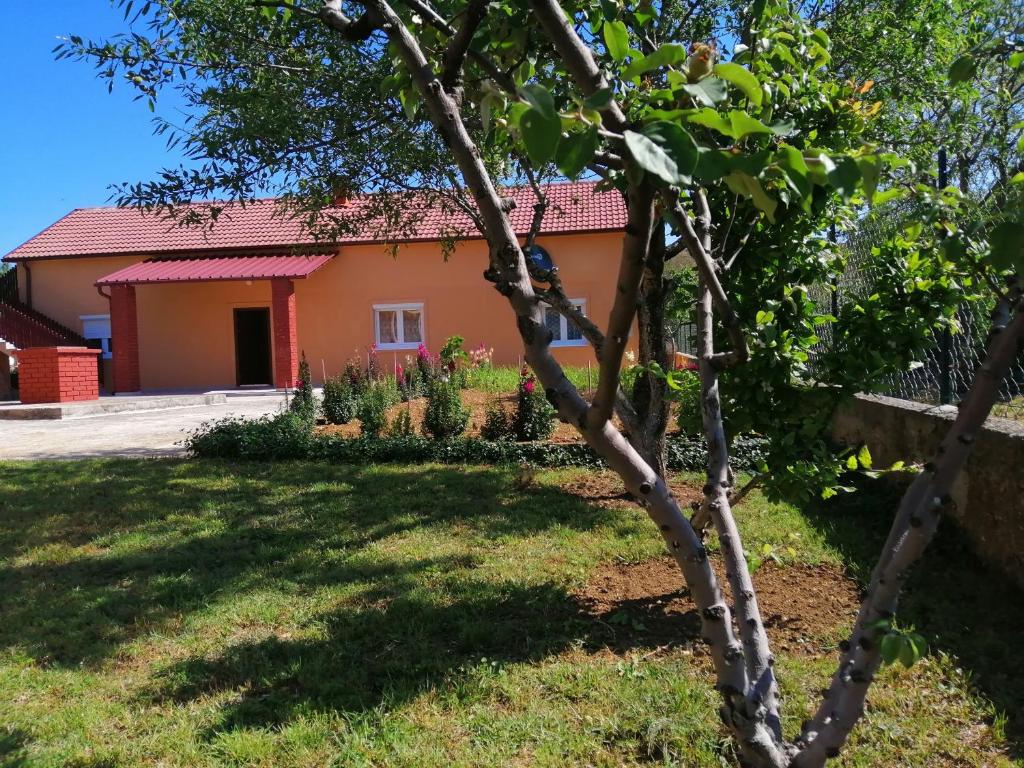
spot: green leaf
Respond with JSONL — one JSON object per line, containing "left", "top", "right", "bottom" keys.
{"left": 399, "top": 87, "right": 419, "bottom": 120}
{"left": 827, "top": 156, "right": 861, "bottom": 198}
{"left": 520, "top": 107, "right": 561, "bottom": 166}
{"left": 949, "top": 54, "right": 977, "bottom": 84}
{"left": 622, "top": 43, "right": 687, "bottom": 80}
{"left": 880, "top": 633, "right": 902, "bottom": 665}
{"left": 724, "top": 171, "right": 777, "bottom": 222}
{"left": 857, "top": 444, "right": 872, "bottom": 469}
{"left": 693, "top": 147, "right": 733, "bottom": 181}
{"left": 857, "top": 155, "right": 882, "bottom": 205}
{"left": 555, "top": 127, "right": 600, "bottom": 178}
{"left": 713, "top": 62, "right": 762, "bottom": 106}
{"left": 642, "top": 121, "right": 699, "bottom": 181}
{"left": 624, "top": 129, "right": 685, "bottom": 185}
{"left": 679, "top": 77, "right": 728, "bottom": 107}
{"left": 730, "top": 111, "right": 774, "bottom": 139}
{"left": 846, "top": 454, "right": 858, "bottom": 470}
{"left": 1010, "top": 51, "right": 1024, "bottom": 69}
{"left": 987, "top": 222, "right": 1024, "bottom": 272}
{"left": 688, "top": 108, "right": 735, "bottom": 138}
{"left": 603, "top": 20, "right": 629, "bottom": 62}
{"left": 583, "top": 87, "right": 615, "bottom": 110}
{"left": 520, "top": 84, "right": 556, "bottom": 118}
{"left": 899, "top": 634, "right": 923, "bottom": 668}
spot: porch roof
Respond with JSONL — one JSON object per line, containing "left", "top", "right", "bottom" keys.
{"left": 95, "top": 253, "right": 333, "bottom": 286}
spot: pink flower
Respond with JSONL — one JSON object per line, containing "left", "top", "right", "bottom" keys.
{"left": 417, "top": 343, "right": 430, "bottom": 360}
{"left": 524, "top": 377, "right": 535, "bottom": 395}
{"left": 395, "top": 363, "right": 404, "bottom": 380}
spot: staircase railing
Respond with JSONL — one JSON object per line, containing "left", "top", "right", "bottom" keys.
{"left": 0, "top": 285, "right": 88, "bottom": 350}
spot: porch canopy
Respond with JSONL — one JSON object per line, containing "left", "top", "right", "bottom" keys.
{"left": 95, "top": 253, "right": 333, "bottom": 393}
{"left": 95, "top": 252, "right": 333, "bottom": 286}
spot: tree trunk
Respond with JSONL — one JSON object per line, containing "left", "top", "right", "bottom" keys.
{"left": 632, "top": 224, "right": 671, "bottom": 477}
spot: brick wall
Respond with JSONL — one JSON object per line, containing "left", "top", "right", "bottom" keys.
{"left": 271, "top": 278, "right": 298, "bottom": 389}
{"left": 110, "top": 284, "right": 140, "bottom": 393}
{"left": 13, "top": 346, "right": 102, "bottom": 404}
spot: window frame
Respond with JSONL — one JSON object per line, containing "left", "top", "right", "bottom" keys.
{"left": 543, "top": 298, "right": 588, "bottom": 348}
{"left": 373, "top": 302, "right": 426, "bottom": 350}
{"left": 80, "top": 314, "right": 113, "bottom": 360}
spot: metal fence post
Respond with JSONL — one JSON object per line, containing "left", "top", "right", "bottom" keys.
{"left": 937, "top": 148, "right": 953, "bottom": 405}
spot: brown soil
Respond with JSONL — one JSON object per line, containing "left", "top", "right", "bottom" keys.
{"left": 558, "top": 471, "right": 702, "bottom": 510}
{"left": 576, "top": 556, "right": 861, "bottom": 657}
{"left": 316, "top": 389, "right": 621, "bottom": 443}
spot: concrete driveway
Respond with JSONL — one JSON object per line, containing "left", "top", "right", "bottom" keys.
{"left": 0, "top": 395, "right": 288, "bottom": 460}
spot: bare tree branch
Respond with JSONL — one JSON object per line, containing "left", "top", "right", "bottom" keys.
{"left": 440, "top": 0, "right": 488, "bottom": 92}
{"left": 662, "top": 190, "right": 749, "bottom": 367}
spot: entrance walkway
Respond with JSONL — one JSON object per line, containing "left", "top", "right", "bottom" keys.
{"left": 0, "top": 395, "right": 287, "bottom": 460}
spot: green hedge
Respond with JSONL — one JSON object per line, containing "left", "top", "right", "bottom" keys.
{"left": 185, "top": 412, "right": 766, "bottom": 471}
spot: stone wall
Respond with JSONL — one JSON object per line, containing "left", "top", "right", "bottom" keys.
{"left": 833, "top": 393, "right": 1024, "bottom": 589}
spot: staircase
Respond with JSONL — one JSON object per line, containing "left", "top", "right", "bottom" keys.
{"left": 0, "top": 268, "right": 88, "bottom": 352}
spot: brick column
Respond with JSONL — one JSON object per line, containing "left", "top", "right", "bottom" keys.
{"left": 110, "top": 284, "right": 141, "bottom": 393}
{"left": 271, "top": 278, "right": 298, "bottom": 389}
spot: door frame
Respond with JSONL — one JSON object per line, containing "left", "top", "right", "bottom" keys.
{"left": 232, "top": 306, "right": 273, "bottom": 387}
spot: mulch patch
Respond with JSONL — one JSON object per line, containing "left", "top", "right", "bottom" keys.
{"left": 576, "top": 555, "right": 861, "bottom": 658}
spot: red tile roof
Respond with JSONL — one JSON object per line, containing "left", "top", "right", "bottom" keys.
{"left": 95, "top": 253, "right": 334, "bottom": 286}
{"left": 4, "top": 181, "right": 625, "bottom": 261}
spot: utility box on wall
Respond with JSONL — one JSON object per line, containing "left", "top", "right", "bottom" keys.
{"left": 12, "top": 347, "right": 102, "bottom": 404}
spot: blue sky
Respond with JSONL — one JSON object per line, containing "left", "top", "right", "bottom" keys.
{"left": 0, "top": 3, "right": 191, "bottom": 257}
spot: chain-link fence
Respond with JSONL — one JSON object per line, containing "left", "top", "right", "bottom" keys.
{"left": 812, "top": 215, "right": 1024, "bottom": 422}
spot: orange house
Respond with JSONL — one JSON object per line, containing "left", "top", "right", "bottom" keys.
{"left": 1, "top": 182, "right": 627, "bottom": 393}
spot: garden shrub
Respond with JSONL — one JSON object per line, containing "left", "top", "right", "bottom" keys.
{"left": 357, "top": 380, "right": 398, "bottom": 438}
{"left": 423, "top": 377, "right": 469, "bottom": 439}
{"left": 513, "top": 369, "right": 555, "bottom": 441}
{"left": 322, "top": 374, "right": 358, "bottom": 424}
{"left": 673, "top": 369, "right": 703, "bottom": 435}
{"left": 388, "top": 405, "right": 416, "bottom": 437}
{"left": 186, "top": 417, "right": 767, "bottom": 473}
{"left": 289, "top": 352, "right": 316, "bottom": 424}
{"left": 480, "top": 396, "right": 515, "bottom": 440}
{"left": 185, "top": 410, "right": 313, "bottom": 460}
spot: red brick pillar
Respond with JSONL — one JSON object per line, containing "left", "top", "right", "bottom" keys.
{"left": 110, "top": 284, "right": 141, "bottom": 393}
{"left": 271, "top": 278, "right": 298, "bottom": 389}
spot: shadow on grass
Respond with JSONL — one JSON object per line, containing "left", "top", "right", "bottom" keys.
{"left": 799, "top": 475, "right": 1024, "bottom": 757}
{"left": 0, "top": 460, "right": 639, "bottom": 668}
{"left": 0, "top": 458, "right": 700, "bottom": 729}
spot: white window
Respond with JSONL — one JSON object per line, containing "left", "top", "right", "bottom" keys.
{"left": 543, "top": 299, "right": 587, "bottom": 347}
{"left": 81, "top": 314, "right": 112, "bottom": 359}
{"left": 374, "top": 303, "right": 425, "bottom": 350}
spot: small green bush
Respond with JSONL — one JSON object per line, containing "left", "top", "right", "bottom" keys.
{"left": 186, "top": 414, "right": 767, "bottom": 472}
{"left": 185, "top": 410, "right": 313, "bottom": 460}
{"left": 388, "top": 405, "right": 416, "bottom": 437}
{"left": 322, "top": 374, "right": 358, "bottom": 424}
{"left": 514, "top": 371, "right": 556, "bottom": 441}
{"left": 423, "top": 377, "right": 469, "bottom": 439}
{"left": 358, "top": 381, "right": 399, "bottom": 438}
{"left": 480, "top": 396, "right": 515, "bottom": 441}
{"left": 673, "top": 369, "right": 704, "bottom": 436}
{"left": 289, "top": 352, "right": 316, "bottom": 424}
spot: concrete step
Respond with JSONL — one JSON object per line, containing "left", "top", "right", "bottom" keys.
{"left": 0, "top": 393, "right": 229, "bottom": 420}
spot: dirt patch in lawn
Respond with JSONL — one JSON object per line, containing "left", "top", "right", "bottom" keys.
{"left": 577, "top": 556, "right": 861, "bottom": 657}
{"left": 558, "top": 472, "right": 702, "bottom": 510}
{"left": 317, "top": 389, "right": 626, "bottom": 443}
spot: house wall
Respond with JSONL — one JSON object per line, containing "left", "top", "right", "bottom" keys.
{"left": 135, "top": 280, "right": 273, "bottom": 390}
{"left": 18, "top": 256, "right": 139, "bottom": 325}
{"left": 293, "top": 232, "right": 624, "bottom": 384}
{"left": 11, "top": 230, "right": 628, "bottom": 390}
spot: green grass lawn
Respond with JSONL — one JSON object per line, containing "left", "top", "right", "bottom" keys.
{"left": 0, "top": 460, "right": 1019, "bottom": 767}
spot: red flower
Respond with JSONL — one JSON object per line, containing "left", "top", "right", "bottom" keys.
{"left": 524, "top": 377, "right": 535, "bottom": 395}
